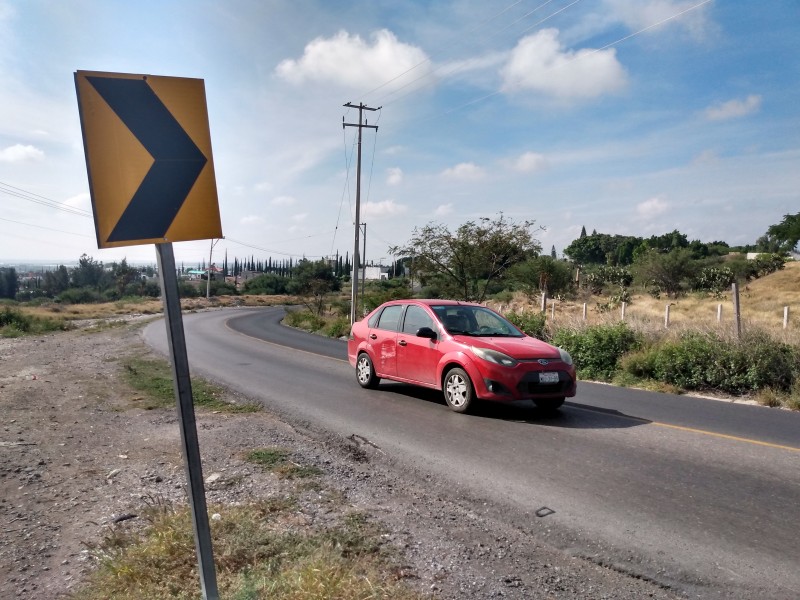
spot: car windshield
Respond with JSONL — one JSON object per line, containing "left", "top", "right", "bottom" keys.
{"left": 431, "top": 305, "right": 523, "bottom": 337}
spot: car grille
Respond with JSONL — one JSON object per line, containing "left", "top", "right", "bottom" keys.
{"left": 516, "top": 371, "right": 573, "bottom": 395}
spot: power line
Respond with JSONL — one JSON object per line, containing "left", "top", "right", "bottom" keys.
{"left": 0, "top": 180, "right": 92, "bottom": 217}
{"left": 406, "top": 0, "right": 714, "bottom": 125}
{"left": 0, "top": 215, "right": 92, "bottom": 238}
{"left": 359, "top": 0, "right": 527, "bottom": 101}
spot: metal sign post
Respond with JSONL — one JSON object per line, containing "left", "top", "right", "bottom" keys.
{"left": 156, "top": 243, "right": 219, "bottom": 600}
{"left": 76, "top": 70, "right": 224, "bottom": 599}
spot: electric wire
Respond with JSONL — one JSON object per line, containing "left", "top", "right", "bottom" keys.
{"left": 409, "top": 0, "right": 714, "bottom": 124}
{"left": 359, "top": 0, "right": 527, "bottom": 101}
{"left": 0, "top": 180, "right": 92, "bottom": 217}
{"left": 372, "top": 0, "right": 582, "bottom": 109}
{"left": 0, "top": 215, "right": 92, "bottom": 237}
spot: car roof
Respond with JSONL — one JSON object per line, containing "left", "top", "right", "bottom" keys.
{"left": 383, "top": 299, "right": 480, "bottom": 307}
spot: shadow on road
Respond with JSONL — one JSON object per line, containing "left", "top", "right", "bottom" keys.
{"left": 373, "top": 383, "right": 650, "bottom": 430}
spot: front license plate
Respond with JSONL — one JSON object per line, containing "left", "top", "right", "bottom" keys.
{"left": 539, "top": 372, "right": 559, "bottom": 384}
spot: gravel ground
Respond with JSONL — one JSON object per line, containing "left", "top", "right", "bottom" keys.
{"left": 0, "top": 319, "right": 684, "bottom": 599}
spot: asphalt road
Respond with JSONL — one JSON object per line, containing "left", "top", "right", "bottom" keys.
{"left": 143, "top": 307, "right": 800, "bottom": 599}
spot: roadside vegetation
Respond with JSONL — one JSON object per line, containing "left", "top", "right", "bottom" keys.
{"left": 69, "top": 347, "right": 423, "bottom": 600}
{"left": 3, "top": 213, "right": 799, "bottom": 409}
{"left": 122, "top": 354, "right": 260, "bottom": 413}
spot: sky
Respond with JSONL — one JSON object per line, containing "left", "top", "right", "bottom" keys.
{"left": 1, "top": 0, "right": 799, "bottom": 268}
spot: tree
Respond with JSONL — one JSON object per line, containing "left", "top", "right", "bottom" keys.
{"left": 286, "top": 259, "right": 341, "bottom": 315}
{"left": 0, "top": 267, "right": 18, "bottom": 299}
{"left": 390, "top": 214, "right": 542, "bottom": 302}
{"left": 631, "top": 248, "right": 695, "bottom": 297}
{"left": 71, "top": 254, "right": 105, "bottom": 289}
{"left": 510, "top": 256, "right": 573, "bottom": 300}
{"left": 43, "top": 265, "right": 70, "bottom": 296}
{"left": 766, "top": 212, "right": 800, "bottom": 252}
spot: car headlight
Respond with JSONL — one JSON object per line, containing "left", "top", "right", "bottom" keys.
{"left": 558, "top": 348, "right": 573, "bottom": 366}
{"left": 470, "top": 346, "right": 519, "bottom": 367}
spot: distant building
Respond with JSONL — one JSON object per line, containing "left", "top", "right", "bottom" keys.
{"left": 358, "top": 266, "right": 390, "bottom": 281}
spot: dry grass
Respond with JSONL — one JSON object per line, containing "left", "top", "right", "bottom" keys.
{"left": 15, "top": 294, "right": 295, "bottom": 322}
{"left": 490, "top": 261, "right": 800, "bottom": 345}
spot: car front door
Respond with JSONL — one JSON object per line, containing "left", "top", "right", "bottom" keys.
{"left": 369, "top": 304, "right": 404, "bottom": 377}
{"left": 396, "top": 304, "right": 439, "bottom": 385}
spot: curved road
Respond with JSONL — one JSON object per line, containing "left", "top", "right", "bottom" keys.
{"left": 143, "top": 307, "right": 800, "bottom": 599}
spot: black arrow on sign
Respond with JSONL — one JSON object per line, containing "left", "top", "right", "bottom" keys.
{"left": 86, "top": 76, "right": 207, "bottom": 243}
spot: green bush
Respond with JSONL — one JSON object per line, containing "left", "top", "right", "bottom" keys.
{"left": 552, "top": 323, "right": 640, "bottom": 381}
{"left": 177, "top": 281, "right": 201, "bottom": 298}
{"left": 620, "top": 329, "right": 799, "bottom": 395}
{"left": 505, "top": 310, "right": 547, "bottom": 340}
{"left": 56, "top": 287, "right": 103, "bottom": 304}
{"left": 324, "top": 316, "right": 351, "bottom": 338}
{"left": 284, "top": 309, "right": 325, "bottom": 332}
{"left": 0, "top": 307, "right": 68, "bottom": 337}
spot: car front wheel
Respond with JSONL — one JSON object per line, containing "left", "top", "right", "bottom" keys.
{"left": 356, "top": 353, "right": 380, "bottom": 389}
{"left": 443, "top": 367, "right": 474, "bottom": 413}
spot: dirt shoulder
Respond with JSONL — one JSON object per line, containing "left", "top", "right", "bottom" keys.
{"left": 0, "top": 319, "right": 681, "bottom": 599}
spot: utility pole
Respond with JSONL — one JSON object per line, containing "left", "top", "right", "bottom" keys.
{"left": 360, "top": 222, "right": 366, "bottom": 314}
{"left": 206, "top": 238, "right": 220, "bottom": 300}
{"left": 343, "top": 102, "right": 380, "bottom": 323}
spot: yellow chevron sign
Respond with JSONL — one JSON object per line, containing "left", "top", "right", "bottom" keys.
{"left": 75, "top": 70, "right": 222, "bottom": 248}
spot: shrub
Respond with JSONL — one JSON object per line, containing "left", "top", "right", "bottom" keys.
{"left": 505, "top": 310, "right": 547, "bottom": 340}
{"left": 619, "top": 329, "right": 799, "bottom": 395}
{"left": 325, "top": 316, "right": 351, "bottom": 338}
{"left": 552, "top": 323, "right": 640, "bottom": 381}
{"left": 284, "top": 309, "right": 325, "bottom": 332}
{"left": 177, "top": 281, "right": 201, "bottom": 298}
{"left": 56, "top": 287, "right": 103, "bottom": 304}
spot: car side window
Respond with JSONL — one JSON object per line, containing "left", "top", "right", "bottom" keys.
{"left": 375, "top": 305, "right": 403, "bottom": 332}
{"left": 402, "top": 305, "right": 434, "bottom": 335}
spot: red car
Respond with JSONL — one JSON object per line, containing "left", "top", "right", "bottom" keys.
{"left": 347, "top": 299, "right": 576, "bottom": 413}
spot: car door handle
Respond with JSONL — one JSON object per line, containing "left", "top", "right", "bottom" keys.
{"left": 398, "top": 340, "right": 407, "bottom": 346}
{"left": 369, "top": 334, "right": 377, "bottom": 340}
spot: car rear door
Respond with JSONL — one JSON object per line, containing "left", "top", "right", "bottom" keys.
{"left": 368, "top": 304, "right": 404, "bottom": 378}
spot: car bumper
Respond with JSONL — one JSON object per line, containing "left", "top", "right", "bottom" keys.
{"left": 466, "top": 360, "right": 577, "bottom": 401}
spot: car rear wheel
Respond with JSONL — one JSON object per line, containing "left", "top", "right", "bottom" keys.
{"left": 356, "top": 353, "right": 380, "bottom": 389}
{"left": 443, "top": 367, "right": 474, "bottom": 413}
{"left": 533, "top": 397, "right": 565, "bottom": 411}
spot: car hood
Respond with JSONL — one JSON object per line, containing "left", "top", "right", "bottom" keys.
{"left": 461, "top": 336, "right": 562, "bottom": 360}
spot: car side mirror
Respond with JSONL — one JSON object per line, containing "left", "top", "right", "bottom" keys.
{"left": 416, "top": 326, "right": 437, "bottom": 340}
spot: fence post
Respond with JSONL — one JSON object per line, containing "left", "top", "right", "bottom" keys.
{"left": 731, "top": 282, "right": 741, "bottom": 339}
{"left": 621, "top": 302, "right": 626, "bottom": 321}
{"left": 582, "top": 303, "right": 587, "bottom": 321}
{"left": 540, "top": 291, "right": 547, "bottom": 313}
{"left": 717, "top": 303, "right": 722, "bottom": 323}
{"left": 784, "top": 306, "right": 790, "bottom": 330}
{"left": 664, "top": 303, "right": 670, "bottom": 329}
{"left": 551, "top": 300, "right": 555, "bottom": 320}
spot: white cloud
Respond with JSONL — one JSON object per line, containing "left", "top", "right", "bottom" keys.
{"left": 704, "top": 95, "right": 762, "bottom": 121}
{"left": 275, "top": 29, "right": 431, "bottom": 91}
{"left": 271, "top": 195, "right": 296, "bottom": 206}
{"left": 434, "top": 203, "right": 454, "bottom": 217}
{"left": 362, "top": 199, "right": 407, "bottom": 219}
{"left": 636, "top": 197, "right": 669, "bottom": 219}
{"left": 441, "top": 162, "right": 485, "bottom": 181}
{"left": 0, "top": 143, "right": 44, "bottom": 163}
{"left": 63, "top": 193, "right": 90, "bottom": 210}
{"left": 604, "top": 0, "right": 712, "bottom": 39}
{"left": 501, "top": 29, "right": 627, "bottom": 99}
{"left": 291, "top": 212, "right": 308, "bottom": 222}
{"left": 511, "top": 152, "right": 548, "bottom": 173}
{"left": 692, "top": 149, "right": 719, "bottom": 166}
{"left": 254, "top": 181, "right": 273, "bottom": 193}
{"left": 386, "top": 167, "right": 403, "bottom": 186}
{"left": 241, "top": 215, "right": 265, "bottom": 225}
